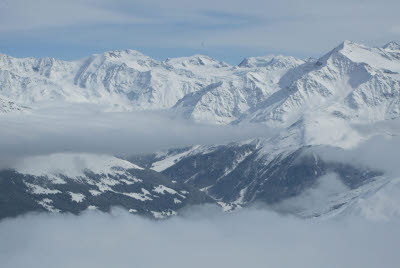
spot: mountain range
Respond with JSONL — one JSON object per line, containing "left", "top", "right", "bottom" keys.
{"left": 1, "top": 41, "right": 400, "bottom": 126}
{"left": 1, "top": 41, "right": 400, "bottom": 220}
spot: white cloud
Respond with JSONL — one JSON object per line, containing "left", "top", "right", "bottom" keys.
{"left": 1, "top": 207, "right": 400, "bottom": 268}
{"left": 276, "top": 173, "right": 350, "bottom": 214}
{"left": 0, "top": 103, "right": 275, "bottom": 168}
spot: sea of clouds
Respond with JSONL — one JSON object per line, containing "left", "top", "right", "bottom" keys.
{"left": 1, "top": 206, "right": 399, "bottom": 268}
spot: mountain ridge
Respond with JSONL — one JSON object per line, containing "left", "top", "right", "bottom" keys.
{"left": 1, "top": 41, "right": 399, "bottom": 129}
{"left": 1, "top": 41, "right": 400, "bottom": 220}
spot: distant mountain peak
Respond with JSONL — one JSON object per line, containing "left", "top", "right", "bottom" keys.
{"left": 1, "top": 40, "right": 400, "bottom": 128}
{"left": 332, "top": 40, "right": 367, "bottom": 53}
{"left": 382, "top": 41, "right": 400, "bottom": 51}
{"left": 104, "top": 49, "right": 147, "bottom": 58}
{"left": 238, "top": 55, "right": 303, "bottom": 68}
{"left": 165, "top": 54, "right": 228, "bottom": 68}
{"left": 317, "top": 40, "right": 390, "bottom": 68}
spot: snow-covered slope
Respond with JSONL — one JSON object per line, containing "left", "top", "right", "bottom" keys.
{"left": 332, "top": 176, "right": 400, "bottom": 221}
{"left": 132, "top": 113, "right": 400, "bottom": 217}
{"left": 241, "top": 41, "right": 400, "bottom": 127}
{"left": 0, "top": 153, "right": 213, "bottom": 219}
{"left": 1, "top": 41, "right": 399, "bottom": 127}
{"left": 297, "top": 176, "right": 400, "bottom": 221}
{"left": 0, "top": 50, "right": 234, "bottom": 112}
{"left": 382, "top": 41, "right": 400, "bottom": 51}
{"left": 0, "top": 48, "right": 302, "bottom": 123}
{"left": 13, "top": 153, "right": 143, "bottom": 182}
{"left": 2, "top": 41, "right": 400, "bottom": 220}
{"left": 0, "top": 95, "right": 27, "bottom": 113}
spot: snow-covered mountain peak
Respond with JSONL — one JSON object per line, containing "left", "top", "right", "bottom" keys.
{"left": 382, "top": 41, "right": 400, "bottom": 51}
{"left": 105, "top": 49, "right": 147, "bottom": 58}
{"left": 100, "top": 49, "right": 155, "bottom": 63}
{"left": 238, "top": 55, "right": 276, "bottom": 67}
{"left": 0, "top": 53, "right": 13, "bottom": 61}
{"left": 316, "top": 40, "right": 400, "bottom": 74}
{"left": 165, "top": 54, "right": 229, "bottom": 68}
{"left": 242, "top": 40, "right": 400, "bottom": 130}
{"left": 341, "top": 40, "right": 365, "bottom": 48}
{"left": 1, "top": 41, "right": 400, "bottom": 129}
{"left": 89, "top": 49, "right": 160, "bottom": 70}
{"left": 238, "top": 55, "right": 303, "bottom": 69}
{"left": 318, "top": 41, "right": 367, "bottom": 62}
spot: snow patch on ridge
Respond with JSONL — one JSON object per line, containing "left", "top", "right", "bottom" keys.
{"left": 25, "top": 182, "right": 61, "bottom": 195}
{"left": 13, "top": 153, "right": 143, "bottom": 179}
{"left": 122, "top": 188, "right": 153, "bottom": 201}
{"left": 37, "top": 198, "right": 59, "bottom": 213}
{"left": 151, "top": 209, "right": 177, "bottom": 219}
{"left": 151, "top": 146, "right": 201, "bottom": 172}
{"left": 68, "top": 192, "right": 85, "bottom": 203}
{"left": 152, "top": 185, "right": 178, "bottom": 195}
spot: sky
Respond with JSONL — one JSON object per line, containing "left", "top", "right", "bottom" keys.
{"left": 0, "top": 0, "right": 399, "bottom": 64}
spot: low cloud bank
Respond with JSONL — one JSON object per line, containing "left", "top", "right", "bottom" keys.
{"left": 308, "top": 134, "right": 400, "bottom": 177}
{"left": 275, "top": 173, "right": 350, "bottom": 214}
{"left": 0, "top": 103, "right": 275, "bottom": 169}
{"left": 1, "top": 206, "right": 400, "bottom": 268}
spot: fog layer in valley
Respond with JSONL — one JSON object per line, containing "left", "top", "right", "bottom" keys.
{"left": 0, "top": 207, "right": 399, "bottom": 268}
{"left": 0, "top": 103, "right": 274, "bottom": 169}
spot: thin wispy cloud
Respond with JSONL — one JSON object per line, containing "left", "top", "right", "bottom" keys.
{"left": 0, "top": 0, "right": 398, "bottom": 62}
{"left": 0, "top": 0, "right": 149, "bottom": 31}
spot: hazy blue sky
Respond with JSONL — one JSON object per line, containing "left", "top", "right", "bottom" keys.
{"left": 0, "top": 0, "right": 399, "bottom": 64}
